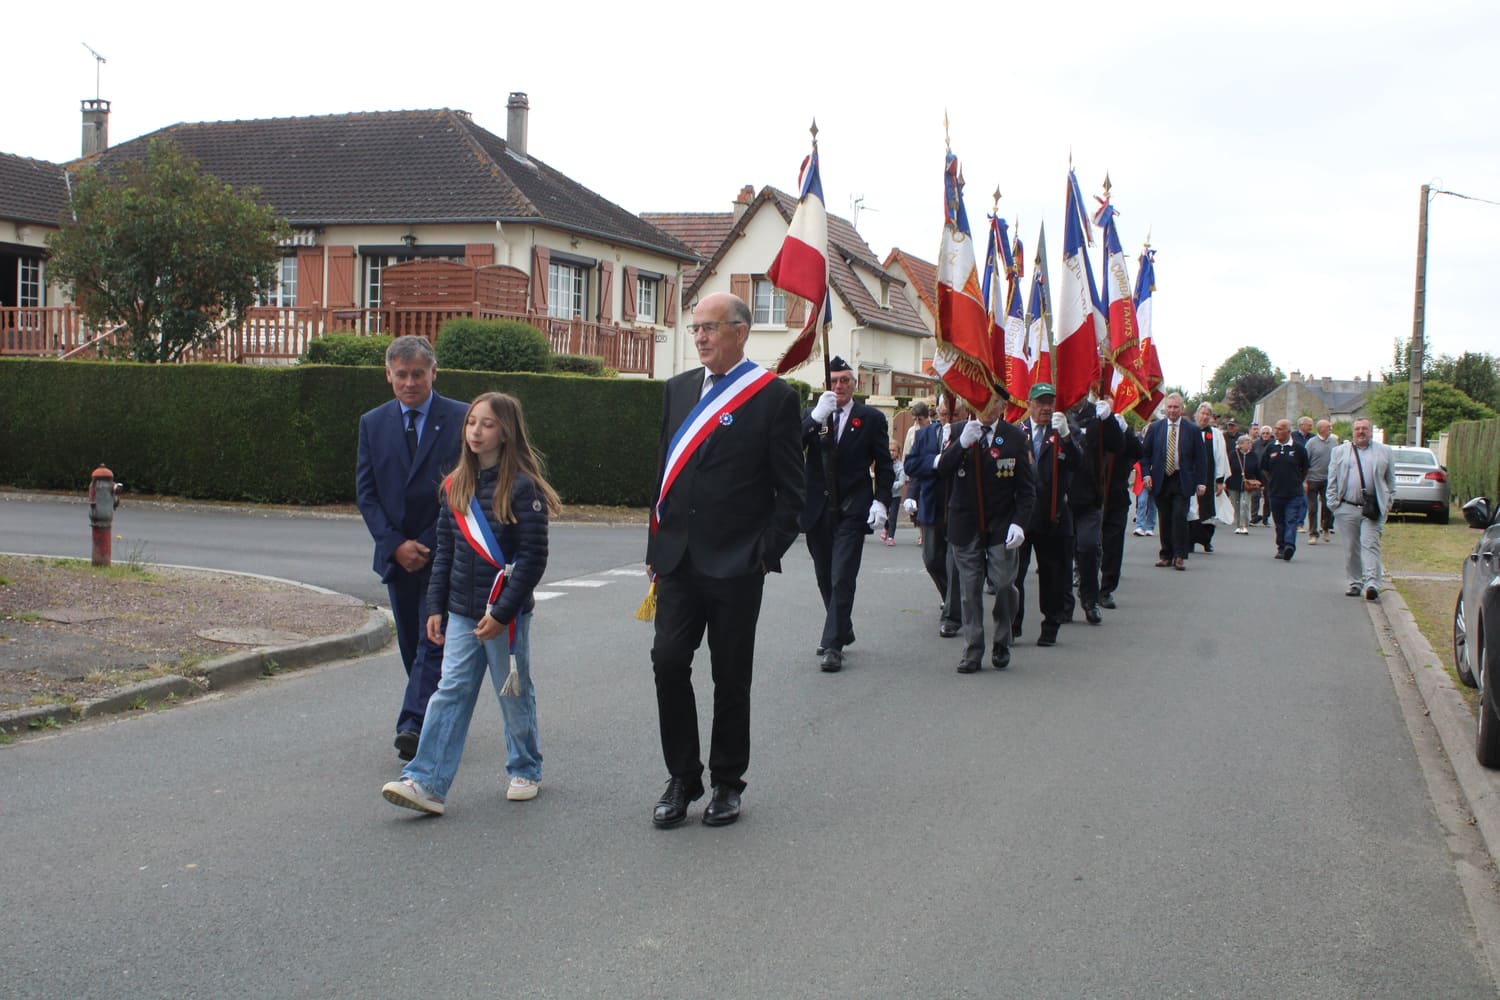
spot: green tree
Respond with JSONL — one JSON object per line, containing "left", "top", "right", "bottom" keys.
{"left": 46, "top": 139, "right": 290, "bottom": 363}
{"left": 1207, "top": 347, "right": 1282, "bottom": 402}
{"left": 1366, "top": 381, "right": 1496, "bottom": 444}
{"left": 1451, "top": 351, "right": 1499, "bottom": 410}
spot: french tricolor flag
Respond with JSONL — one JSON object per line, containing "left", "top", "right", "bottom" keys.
{"left": 1132, "top": 246, "right": 1164, "bottom": 419}
{"left": 1054, "top": 168, "right": 1103, "bottom": 409}
{"left": 769, "top": 143, "right": 829, "bottom": 375}
{"left": 934, "top": 149, "right": 999, "bottom": 411}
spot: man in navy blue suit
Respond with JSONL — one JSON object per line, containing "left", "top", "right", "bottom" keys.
{"left": 1140, "top": 392, "right": 1207, "bottom": 570}
{"left": 903, "top": 397, "right": 963, "bottom": 638}
{"left": 356, "top": 335, "right": 468, "bottom": 761}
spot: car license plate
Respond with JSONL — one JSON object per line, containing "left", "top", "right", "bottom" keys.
{"left": 1397, "top": 474, "right": 1419, "bottom": 482}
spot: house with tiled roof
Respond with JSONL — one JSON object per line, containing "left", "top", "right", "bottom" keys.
{"left": 1253, "top": 371, "right": 1375, "bottom": 428}
{"left": 0, "top": 152, "right": 69, "bottom": 322}
{"left": 882, "top": 248, "right": 939, "bottom": 373}
{"left": 651, "top": 185, "right": 935, "bottom": 404}
{"left": 4, "top": 95, "right": 700, "bottom": 375}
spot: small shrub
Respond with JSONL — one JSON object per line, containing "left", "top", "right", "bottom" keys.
{"left": 550, "top": 353, "right": 606, "bottom": 376}
{"left": 304, "top": 333, "right": 393, "bottom": 367}
{"left": 437, "top": 319, "right": 550, "bottom": 373}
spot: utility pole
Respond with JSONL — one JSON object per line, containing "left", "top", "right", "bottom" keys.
{"left": 1406, "top": 184, "right": 1429, "bottom": 446}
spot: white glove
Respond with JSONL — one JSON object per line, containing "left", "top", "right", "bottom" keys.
{"left": 902, "top": 497, "right": 918, "bottom": 515}
{"left": 959, "top": 419, "right": 984, "bottom": 447}
{"left": 867, "top": 500, "right": 887, "bottom": 530}
{"left": 1051, "top": 411, "right": 1071, "bottom": 438}
{"left": 810, "top": 391, "right": 838, "bottom": 422}
{"left": 1095, "top": 399, "right": 1113, "bottom": 420}
{"left": 1005, "top": 524, "right": 1026, "bottom": 549}
{"left": 1115, "top": 414, "right": 1128, "bottom": 432}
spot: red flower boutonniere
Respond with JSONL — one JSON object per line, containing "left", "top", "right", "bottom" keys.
{"left": 850, "top": 418, "right": 862, "bottom": 429}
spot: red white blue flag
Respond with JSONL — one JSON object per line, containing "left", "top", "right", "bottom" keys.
{"left": 1092, "top": 191, "right": 1146, "bottom": 415}
{"left": 769, "top": 143, "right": 829, "bottom": 375}
{"left": 935, "top": 149, "right": 999, "bottom": 411}
{"left": 1022, "top": 224, "right": 1054, "bottom": 421}
{"left": 1054, "top": 167, "right": 1103, "bottom": 409}
{"left": 1132, "top": 245, "right": 1164, "bottom": 418}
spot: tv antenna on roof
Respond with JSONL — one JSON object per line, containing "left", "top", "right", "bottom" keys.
{"left": 851, "top": 195, "right": 878, "bottom": 231}
{"left": 82, "top": 42, "right": 107, "bottom": 100}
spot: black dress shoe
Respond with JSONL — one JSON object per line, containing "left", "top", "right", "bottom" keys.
{"left": 939, "top": 621, "right": 960, "bottom": 638}
{"left": 1037, "top": 628, "right": 1058, "bottom": 647}
{"left": 1084, "top": 605, "right": 1102, "bottom": 625}
{"left": 1202, "top": 542, "right": 1213, "bottom": 553}
{"left": 1012, "top": 625, "right": 1023, "bottom": 640}
{"left": 1098, "top": 592, "right": 1116, "bottom": 609}
{"left": 956, "top": 660, "right": 980, "bottom": 674}
{"left": 394, "top": 730, "right": 419, "bottom": 762}
{"left": 820, "top": 649, "right": 843, "bottom": 672}
{"left": 703, "top": 786, "right": 742, "bottom": 827}
{"left": 991, "top": 647, "right": 1011, "bottom": 670}
{"left": 652, "top": 776, "right": 704, "bottom": 828}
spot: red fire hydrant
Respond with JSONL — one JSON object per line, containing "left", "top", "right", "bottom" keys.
{"left": 88, "top": 465, "right": 123, "bottom": 567}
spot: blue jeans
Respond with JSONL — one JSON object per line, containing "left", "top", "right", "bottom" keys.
{"left": 1269, "top": 494, "right": 1307, "bottom": 555}
{"left": 402, "top": 612, "right": 540, "bottom": 800}
{"left": 1134, "top": 492, "right": 1157, "bottom": 532}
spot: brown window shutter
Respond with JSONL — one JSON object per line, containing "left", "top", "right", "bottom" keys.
{"left": 663, "top": 276, "right": 678, "bottom": 326}
{"left": 465, "top": 243, "right": 495, "bottom": 268}
{"left": 296, "top": 247, "right": 325, "bottom": 307}
{"left": 327, "top": 246, "right": 355, "bottom": 308}
{"left": 785, "top": 294, "right": 805, "bottom": 325}
{"left": 530, "top": 246, "right": 551, "bottom": 316}
{"left": 597, "top": 260, "right": 614, "bottom": 323}
{"left": 621, "top": 265, "right": 638, "bottom": 323}
{"left": 729, "top": 273, "right": 751, "bottom": 306}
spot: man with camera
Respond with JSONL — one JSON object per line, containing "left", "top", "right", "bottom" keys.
{"left": 1326, "top": 417, "right": 1396, "bottom": 600}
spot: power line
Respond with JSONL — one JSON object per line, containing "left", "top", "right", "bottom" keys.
{"left": 1431, "top": 187, "right": 1500, "bottom": 208}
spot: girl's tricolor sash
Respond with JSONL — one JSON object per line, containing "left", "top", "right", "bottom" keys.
{"left": 653, "top": 358, "right": 777, "bottom": 531}
{"left": 445, "top": 481, "right": 519, "bottom": 695}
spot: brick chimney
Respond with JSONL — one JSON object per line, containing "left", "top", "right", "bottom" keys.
{"left": 81, "top": 98, "right": 110, "bottom": 157}
{"left": 732, "top": 185, "right": 755, "bottom": 220}
{"left": 506, "top": 92, "right": 529, "bottom": 156}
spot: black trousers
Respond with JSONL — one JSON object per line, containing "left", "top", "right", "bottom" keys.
{"left": 804, "top": 510, "right": 867, "bottom": 650}
{"left": 651, "top": 562, "right": 764, "bottom": 792}
{"left": 1015, "top": 510, "right": 1073, "bottom": 634}
{"left": 1100, "top": 487, "right": 1130, "bottom": 596}
{"left": 1155, "top": 474, "right": 1192, "bottom": 560}
{"left": 1071, "top": 504, "right": 1104, "bottom": 608}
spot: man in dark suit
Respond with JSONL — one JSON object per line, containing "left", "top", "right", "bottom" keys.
{"left": 1098, "top": 412, "right": 1140, "bottom": 609}
{"left": 1140, "top": 392, "right": 1207, "bottom": 570}
{"left": 355, "top": 335, "right": 468, "bottom": 761}
{"left": 903, "top": 396, "right": 963, "bottom": 637}
{"left": 1065, "top": 397, "right": 1125, "bottom": 625}
{"left": 800, "top": 356, "right": 894, "bottom": 672}
{"left": 1014, "top": 383, "right": 1080, "bottom": 647}
{"left": 938, "top": 391, "right": 1035, "bottom": 672}
{"left": 646, "top": 292, "right": 803, "bottom": 829}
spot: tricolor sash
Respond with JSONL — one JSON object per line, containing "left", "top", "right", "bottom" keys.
{"left": 446, "top": 480, "right": 516, "bottom": 649}
{"left": 653, "top": 359, "right": 777, "bottom": 530}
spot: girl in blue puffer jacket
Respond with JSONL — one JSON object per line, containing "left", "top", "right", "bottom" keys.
{"left": 383, "top": 392, "right": 560, "bottom": 816}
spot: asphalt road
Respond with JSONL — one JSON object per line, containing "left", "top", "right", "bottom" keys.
{"left": 2, "top": 495, "right": 1495, "bottom": 998}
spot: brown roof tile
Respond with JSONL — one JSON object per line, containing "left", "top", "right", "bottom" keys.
{"left": 883, "top": 248, "right": 938, "bottom": 319}
{"left": 0, "top": 152, "right": 69, "bottom": 227}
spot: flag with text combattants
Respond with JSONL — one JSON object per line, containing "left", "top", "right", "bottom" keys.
{"left": 768, "top": 146, "right": 829, "bottom": 375}
{"left": 1131, "top": 246, "right": 1164, "bottom": 418}
{"left": 934, "top": 150, "right": 999, "bottom": 410}
{"left": 1093, "top": 196, "right": 1146, "bottom": 415}
{"left": 1054, "top": 169, "right": 1103, "bottom": 409}
{"left": 1021, "top": 224, "right": 1054, "bottom": 422}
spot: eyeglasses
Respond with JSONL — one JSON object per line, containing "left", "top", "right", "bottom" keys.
{"left": 687, "top": 320, "right": 744, "bottom": 335}
{"left": 829, "top": 375, "right": 855, "bottom": 386}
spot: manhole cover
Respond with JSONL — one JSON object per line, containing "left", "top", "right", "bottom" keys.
{"left": 197, "top": 627, "right": 309, "bottom": 646}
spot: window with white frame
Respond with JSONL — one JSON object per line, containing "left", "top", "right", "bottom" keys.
{"left": 753, "top": 278, "right": 785, "bottom": 326}
{"left": 548, "top": 261, "right": 587, "bottom": 319}
{"left": 259, "top": 256, "right": 298, "bottom": 307}
{"left": 18, "top": 257, "right": 43, "bottom": 307}
{"left": 636, "top": 274, "right": 657, "bottom": 324}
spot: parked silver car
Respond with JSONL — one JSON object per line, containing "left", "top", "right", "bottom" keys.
{"left": 1453, "top": 496, "right": 1500, "bottom": 767}
{"left": 1389, "top": 446, "right": 1451, "bottom": 523}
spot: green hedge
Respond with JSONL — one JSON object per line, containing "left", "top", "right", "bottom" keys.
{"left": 435, "top": 319, "right": 550, "bottom": 374}
{"left": 303, "top": 333, "right": 393, "bottom": 366}
{"left": 1448, "top": 416, "right": 1500, "bottom": 504}
{"left": 0, "top": 358, "right": 663, "bottom": 506}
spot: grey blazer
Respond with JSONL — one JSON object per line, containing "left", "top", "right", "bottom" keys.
{"left": 1326, "top": 441, "right": 1396, "bottom": 520}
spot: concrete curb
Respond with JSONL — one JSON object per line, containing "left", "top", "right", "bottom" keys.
{"left": 1, "top": 609, "right": 390, "bottom": 738}
{"left": 1380, "top": 587, "right": 1500, "bottom": 865}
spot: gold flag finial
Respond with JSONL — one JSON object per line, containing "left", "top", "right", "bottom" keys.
{"left": 1102, "top": 172, "right": 1112, "bottom": 198}
{"left": 992, "top": 186, "right": 1001, "bottom": 211}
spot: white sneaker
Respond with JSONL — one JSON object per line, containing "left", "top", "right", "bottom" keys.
{"left": 1133, "top": 528, "right": 1145, "bottom": 536}
{"left": 507, "top": 776, "right": 539, "bottom": 801}
{"left": 1308, "top": 535, "right": 1318, "bottom": 545}
{"left": 383, "top": 778, "right": 444, "bottom": 815}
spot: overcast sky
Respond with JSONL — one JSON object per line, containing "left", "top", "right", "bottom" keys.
{"left": 7, "top": 0, "right": 1497, "bottom": 394}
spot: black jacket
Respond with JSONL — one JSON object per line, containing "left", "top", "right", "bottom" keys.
{"left": 1260, "top": 439, "right": 1309, "bottom": 498}
{"left": 936, "top": 420, "right": 1036, "bottom": 547}
{"left": 799, "top": 399, "right": 894, "bottom": 533}
{"left": 427, "top": 468, "right": 549, "bottom": 624}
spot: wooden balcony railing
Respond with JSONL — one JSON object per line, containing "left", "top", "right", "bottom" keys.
{"left": 0, "top": 305, "right": 657, "bottom": 376}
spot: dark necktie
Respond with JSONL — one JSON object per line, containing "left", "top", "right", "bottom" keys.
{"left": 1032, "top": 424, "right": 1043, "bottom": 462}
{"left": 405, "top": 409, "right": 419, "bottom": 459}
{"left": 833, "top": 407, "right": 843, "bottom": 441}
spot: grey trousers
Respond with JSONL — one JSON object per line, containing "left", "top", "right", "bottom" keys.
{"left": 1332, "top": 504, "right": 1385, "bottom": 590}
{"left": 920, "top": 521, "right": 962, "bottom": 629}
{"left": 951, "top": 535, "right": 1020, "bottom": 668}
